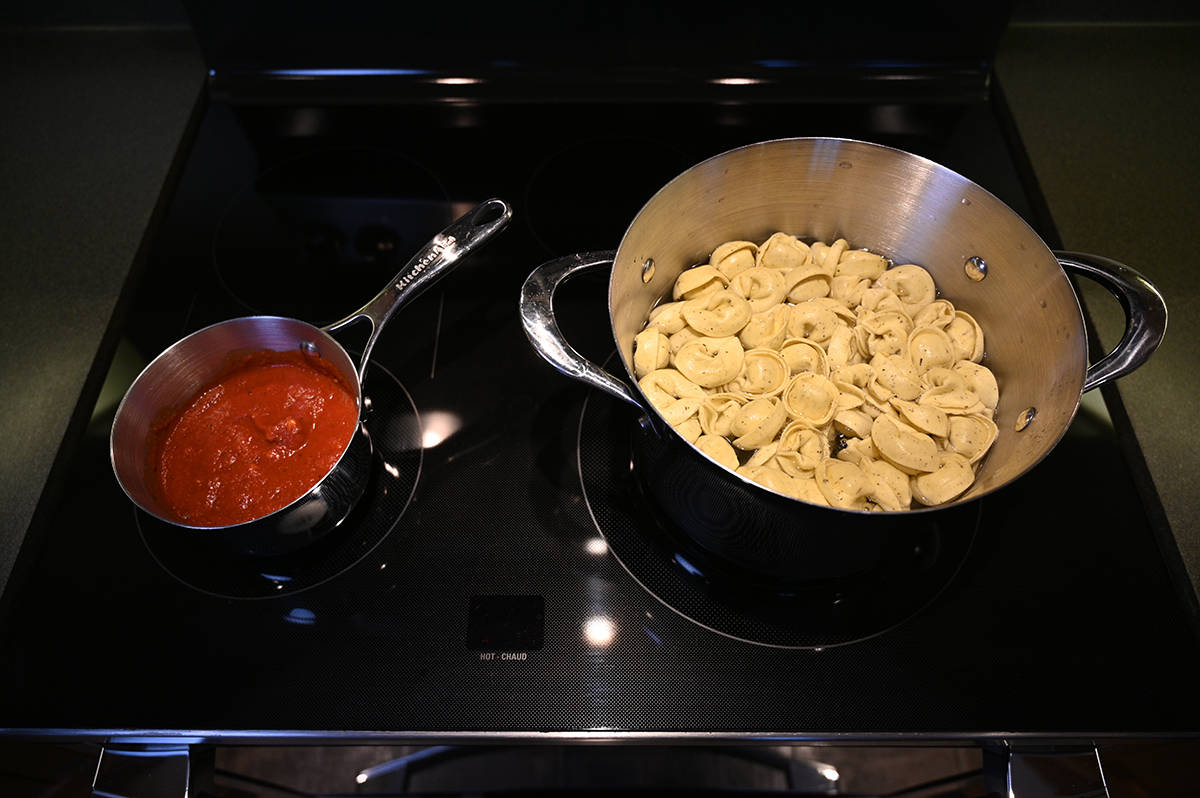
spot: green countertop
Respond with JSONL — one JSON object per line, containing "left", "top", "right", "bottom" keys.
{"left": 995, "top": 22, "right": 1200, "bottom": 609}
{"left": 0, "top": 28, "right": 204, "bottom": 594}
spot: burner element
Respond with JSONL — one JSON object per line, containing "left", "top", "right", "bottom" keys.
{"left": 138, "top": 364, "right": 422, "bottom": 600}
{"left": 578, "top": 381, "right": 979, "bottom": 649}
{"left": 213, "top": 147, "right": 453, "bottom": 325}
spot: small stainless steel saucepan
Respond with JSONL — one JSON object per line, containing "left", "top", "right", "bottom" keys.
{"left": 112, "top": 198, "right": 512, "bottom": 555}
{"left": 520, "top": 138, "right": 1167, "bottom": 584}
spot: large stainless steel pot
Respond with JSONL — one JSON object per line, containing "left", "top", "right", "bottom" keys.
{"left": 112, "top": 199, "right": 511, "bottom": 555}
{"left": 520, "top": 138, "right": 1167, "bottom": 583}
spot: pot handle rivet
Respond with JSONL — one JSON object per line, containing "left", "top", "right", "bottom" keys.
{"left": 641, "top": 258, "right": 656, "bottom": 284}
{"left": 964, "top": 256, "right": 988, "bottom": 282}
{"left": 1015, "top": 406, "right": 1037, "bottom": 432}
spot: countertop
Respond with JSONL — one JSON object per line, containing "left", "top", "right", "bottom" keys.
{"left": 994, "top": 22, "right": 1200, "bottom": 613}
{"left": 0, "top": 27, "right": 204, "bottom": 596}
{"left": 1, "top": 22, "right": 1198, "bottom": 617}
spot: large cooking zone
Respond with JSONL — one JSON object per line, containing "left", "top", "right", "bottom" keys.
{"left": 2, "top": 1, "right": 1199, "bottom": 794}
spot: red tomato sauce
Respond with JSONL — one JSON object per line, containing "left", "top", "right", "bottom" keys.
{"left": 149, "top": 349, "right": 359, "bottom": 527}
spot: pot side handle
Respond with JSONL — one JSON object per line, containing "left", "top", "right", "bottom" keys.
{"left": 519, "top": 251, "right": 649, "bottom": 411}
{"left": 1055, "top": 250, "right": 1168, "bottom": 393}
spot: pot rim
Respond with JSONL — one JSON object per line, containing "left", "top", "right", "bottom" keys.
{"left": 606, "top": 136, "right": 1087, "bottom": 516}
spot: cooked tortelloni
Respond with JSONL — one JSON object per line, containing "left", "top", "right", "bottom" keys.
{"left": 631, "top": 233, "right": 1002, "bottom": 511}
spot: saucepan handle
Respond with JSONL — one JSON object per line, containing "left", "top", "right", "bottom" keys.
{"left": 1056, "top": 251, "right": 1168, "bottom": 393}
{"left": 520, "top": 251, "right": 664, "bottom": 430}
{"left": 327, "top": 198, "right": 513, "bottom": 380}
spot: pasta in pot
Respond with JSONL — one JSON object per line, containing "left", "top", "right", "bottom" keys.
{"left": 632, "top": 234, "right": 1002, "bottom": 510}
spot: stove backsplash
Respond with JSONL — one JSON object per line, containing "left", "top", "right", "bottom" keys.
{"left": 184, "top": 1, "right": 1013, "bottom": 85}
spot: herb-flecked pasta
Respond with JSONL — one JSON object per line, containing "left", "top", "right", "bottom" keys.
{"left": 634, "top": 233, "right": 1000, "bottom": 510}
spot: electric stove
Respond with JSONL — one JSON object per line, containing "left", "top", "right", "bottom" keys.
{"left": 2, "top": 27, "right": 1199, "bottom": 742}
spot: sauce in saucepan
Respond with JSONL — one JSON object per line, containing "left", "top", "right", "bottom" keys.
{"left": 149, "top": 349, "right": 359, "bottom": 527}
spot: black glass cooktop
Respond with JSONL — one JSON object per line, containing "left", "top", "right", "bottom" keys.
{"left": 2, "top": 88, "right": 1199, "bottom": 738}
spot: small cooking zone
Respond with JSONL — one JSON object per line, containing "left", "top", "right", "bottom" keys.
{"left": 2, "top": 0, "right": 1199, "bottom": 793}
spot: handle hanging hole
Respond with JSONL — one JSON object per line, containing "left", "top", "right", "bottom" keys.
{"left": 471, "top": 199, "right": 506, "bottom": 226}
